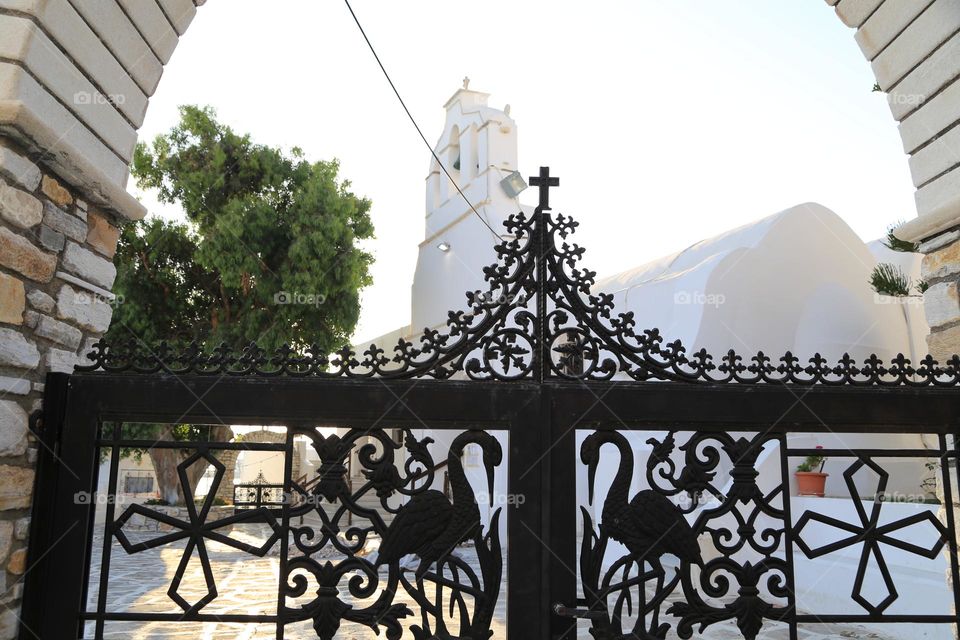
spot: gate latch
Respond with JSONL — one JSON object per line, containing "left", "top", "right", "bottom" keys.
{"left": 552, "top": 603, "right": 605, "bottom": 619}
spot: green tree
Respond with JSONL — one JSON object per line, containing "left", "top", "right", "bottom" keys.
{"left": 107, "top": 105, "right": 374, "bottom": 503}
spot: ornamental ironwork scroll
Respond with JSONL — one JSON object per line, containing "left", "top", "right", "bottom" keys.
{"left": 75, "top": 167, "right": 960, "bottom": 386}
{"left": 106, "top": 428, "right": 503, "bottom": 639}
{"left": 576, "top": 430, "right": 955, "bottom": 640}
{"left": 579, "top": 430, "right": 790, "bottom": 640}
{"left": 282, "top": 427, "right": 503, "bottom": 639}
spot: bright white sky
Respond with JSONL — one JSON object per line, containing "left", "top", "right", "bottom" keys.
{"left": 132, "top": 0, "right": 917, "bottom": 344}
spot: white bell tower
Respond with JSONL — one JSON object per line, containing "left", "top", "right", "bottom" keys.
{"left": 411, "top": 82, "right": 530, "bottom": 332}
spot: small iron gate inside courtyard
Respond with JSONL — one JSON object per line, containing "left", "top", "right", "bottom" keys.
{"left": 19, "top": 170, "right": 960, "bottom": 639}
{"left": 234, "top": 473, "right": 286, "bottom": 514}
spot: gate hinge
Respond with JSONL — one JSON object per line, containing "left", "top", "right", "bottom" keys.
{"left": 552, "top": 603, "right": 605, "bottom": 619}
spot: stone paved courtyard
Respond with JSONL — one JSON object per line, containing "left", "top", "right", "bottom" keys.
{"left": 77, "top": 519, "right": 911, "bottom": 640}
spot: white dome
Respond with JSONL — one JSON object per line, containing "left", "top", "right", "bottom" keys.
{"left": 592, "top": 203, "right": 924, "bottom": 363}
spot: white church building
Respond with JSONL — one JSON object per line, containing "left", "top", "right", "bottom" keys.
{"left": 367, "top": 81, "right": 928, "bottom": 380}
{"left": 356, "top": 84, "right": 945, "bottom": 638}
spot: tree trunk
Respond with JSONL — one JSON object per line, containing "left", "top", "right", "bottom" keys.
{"left": 147, "top": 424, "right": 234, "bottom": 505}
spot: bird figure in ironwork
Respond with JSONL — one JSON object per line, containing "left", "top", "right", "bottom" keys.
{"left": 581, "top": 431, "right": 702, "bottom": 575}
{"left": 377, "top": 430, "right": 502, "bottom": 578}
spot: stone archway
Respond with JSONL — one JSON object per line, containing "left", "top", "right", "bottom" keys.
{"left": 0, "top": 1, "right": 958, "bottom": 636}
{"left": 214, "top": 429, "right": 300, "bottom": 505}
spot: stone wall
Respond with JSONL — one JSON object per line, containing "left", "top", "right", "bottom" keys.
{"left": 0, "top": 137, "right": 126, "bottom": 637}
{"left": 0, "top": 1, "right": 199, "bottom": 636}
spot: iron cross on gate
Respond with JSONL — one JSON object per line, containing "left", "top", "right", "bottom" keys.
{"left": 530, "top": 166, "right": 559, "bottom": 211}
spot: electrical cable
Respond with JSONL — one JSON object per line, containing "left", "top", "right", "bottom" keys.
{"left": 342, "top": 0, "right": 503, "bottom": 242}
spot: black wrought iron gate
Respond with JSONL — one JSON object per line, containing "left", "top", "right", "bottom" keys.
{"left": 18, "top": 169, "right": 960, "bottom": 639}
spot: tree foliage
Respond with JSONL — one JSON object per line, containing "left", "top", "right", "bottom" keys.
{"left": 110, "top": 104, "right": 374, "bottom": 353}
{"left": 106, "top": 105, "right": 375, "bottom": 503}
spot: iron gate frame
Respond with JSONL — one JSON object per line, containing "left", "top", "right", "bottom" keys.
{"left": 24, "top": 375, "right": 546, "bottom": 639}
{"left": 23, "top": 376, "right": 960, "bottom": 639}
{"left": 546, "top": 382, "right": 960, "bottom": 639}
{"left": 18, "top": 167, "right": 960, "bottom": 639}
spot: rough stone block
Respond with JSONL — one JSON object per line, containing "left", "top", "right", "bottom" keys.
{"left": 6, "top": 548, "right": 25, "bottom": 575}
{"left": 924, "top": 281, "right": 960, "bottom": 327}
{"left": 872, "top": 0, "right": 960, "bottom": 90}
{"left": 85, "top": 209, "right": 120, "bottom": 257}
{"left": 0, "top": 522, "right": 11, "bottom": 564}
{"left": 0, "top": 139, "right": 41, "bottom": 191}
{"left": 923, "top": 238, "right": 960, "bottom": 280}
{"left": 44, "top": 347, "right": 80, "bottom": 373}
{"left": 919, "top": 229, "right": 960, "bottom": 253}
{"left": 0, "top": 465, "right": 34, "bottom": 510}
{"left": 25, "top": 288, "right": 53, "bottom": 313}
{"left": 0, "top": 400, "right": 27, "bottom": 457}
{"left": 0, "top": 605, "right": 16, "bottom": 638}
{"left": 56, "top": 283, "right": 112, "bottom": 333}
{"left": 0, "top": 328, "right": 39, "bottom": 369}
{"left": 856, "top": 0, "right": 935, "bottom": 60}
{"left": 35, "top": 314, "right": 81, "bottom": 349}
{"left": 61, "top": 241, "right": 116, "bottom": 289}
{"left": 41, "top": 201, "right": 86, "bottom": 242}
{"left": 0, "top": 226, "right": 56, "bottom": 282}
{"left": 1, "top": 581, "right": 21, "bottom": 605}
{"left": 0, "top": 272, "right": 25, "bottom": 325}
{"left": 899, "top": 77, "right": 960, "bottom": 154}
{"left": 37, "top": 224, "right": 64, "bottom": 252}
{"left": 55, "top": 271, "right": 114, "bottom": 300}
{"left": 40, "top": 174, "right": 72, "bottom": 207}
{"left": 14, "top": 517, "right": 29, "bottom": 540}
{"left": 0, "top": 181, "right": 42, "bottom": 229}
{"left": 0, "top": 377, "right": 29, "bottom": 395}
{"left": 21, "top": 310, "right": 37, "bottom": 329}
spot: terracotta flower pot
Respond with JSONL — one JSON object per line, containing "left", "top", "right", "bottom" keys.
{"left": 796, "top": 471, "right": 828, "bottom": 497}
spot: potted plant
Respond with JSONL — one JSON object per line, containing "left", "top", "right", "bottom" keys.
{"left": 796, "top": 447, "right": 828, "bottom": 497}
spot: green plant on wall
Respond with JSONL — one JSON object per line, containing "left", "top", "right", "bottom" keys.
{"left": 796, "top": 452, "right": 827, "bottom": 473}
{"left": 882, "top": 222, "right": 919, "bottom": 253}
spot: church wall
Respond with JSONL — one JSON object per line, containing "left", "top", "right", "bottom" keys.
{"left": 412, "top": 212, "right": 503, "bottom": 331}
{"left": 424, "top": 171, "right": 489, "bottom": 237}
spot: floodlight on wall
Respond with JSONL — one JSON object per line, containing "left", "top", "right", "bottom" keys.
{"left": 499, "top": 170, "right": 528, "bottom": 198}
{"left": 437, "top": 241, "right": 451, "bottom": 252}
